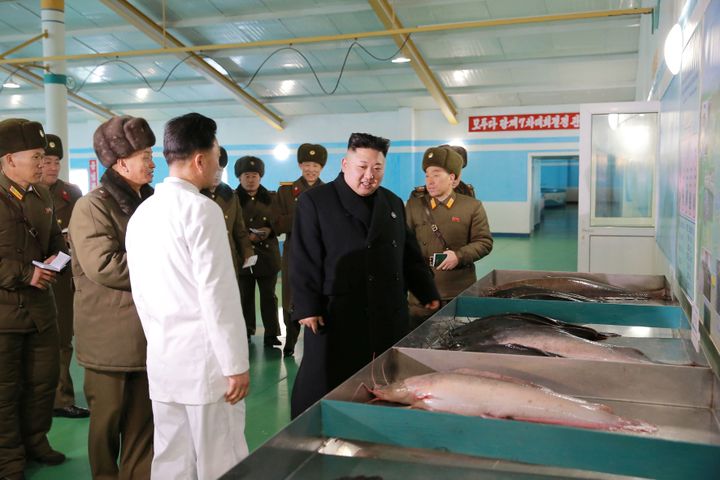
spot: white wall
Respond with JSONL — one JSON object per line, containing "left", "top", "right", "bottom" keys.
{"left": 67, "top": 105, "right": 580, "bottom": 234}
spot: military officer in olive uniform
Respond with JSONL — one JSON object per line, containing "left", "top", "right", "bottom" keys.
{"left": 70, "top": 116, "right": 156, "bottom": 479}
{"left": 0, "top": 119, "right": 68, "bottom": 480}
{"left": 234, "top": 156, "right": 282, "bottom": 346}
{"left": 272, "top": 143, "right": 326, "bottom": 356}
{"left": 201, "top": 147, "right": 253, "bottom": 275}
{"left": 39, "top": 134, "right": 89, "bottom": 420}
{"left": 406, "top": 146, "right": 493, "bottom": 327}
{"left": 409, "top": 144, "right": 476, "bottom": 199}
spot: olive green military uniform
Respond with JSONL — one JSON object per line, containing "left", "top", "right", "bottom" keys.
{"left": 70, "top": 115, "right": 156, "bottom": 480}
{"left": 273, "top": 176, "right": 324, "bottom": 354}
{"left": 236, "top": 185, "right": 281, "bottom": 343}
{"left": 409, "top": 182, "right": 476, "bottom": 200}
{"left": 406, "top": 192, "right": 492, "bottom": 321}
{"left": 201, "top": 182, "right": 253, "bottom": 275}
{"left": 48, "top": 179, "right": 83, "bottom": 410}
{"left": 0, "top": 173, "right": 67, "bottom": 477}
{"left": 409, "top": 144, "right": 476, "bottom": 199}
{"left": 406, "top": 146, "right": 493, "bottom": 327}
{"left": 70, "top": 170, "right": 154, "bottom": 480}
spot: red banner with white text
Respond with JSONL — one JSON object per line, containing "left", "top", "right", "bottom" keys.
{"left": 468, "top": 113, "right": 580, "bottom": 132}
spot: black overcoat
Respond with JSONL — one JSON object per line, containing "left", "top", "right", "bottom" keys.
{"left": 289, "top": 173, "right": 439, "bottom": 417}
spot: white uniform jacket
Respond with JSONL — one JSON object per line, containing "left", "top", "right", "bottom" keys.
{"left": 126, "top": 177, "right": 249, "bottom": 405}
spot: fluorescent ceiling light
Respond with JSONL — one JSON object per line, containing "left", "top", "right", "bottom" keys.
{"left": 206, "top": 58, "right": 229, "bottom": 76}
{"left": 280, "top": 80, "right": 295, "bottom": 94}
{"left": 448, "top": 139, "right": 466, "bottom": 149}
{"left": 136, "top": 88, "right": 150, "bottom": 100}
{"left": 664, "top": 23, "right": 683, "bottom": 75}
{"left": 391, "top": 56, "right": 411, "bottom": 63}
{"left": 3, "top": 81, "right": 20, "bottom": 89}
{"left": 273, "top": 144, "right": 290, "bottom": 161}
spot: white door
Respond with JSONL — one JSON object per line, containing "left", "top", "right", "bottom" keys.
{"left": 578, "top": 101, "right": 660, "bottom": 274}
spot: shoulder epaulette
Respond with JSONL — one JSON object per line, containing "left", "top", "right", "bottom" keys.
{"left": 279, "top": 181, "right": 293, "bottom": 186}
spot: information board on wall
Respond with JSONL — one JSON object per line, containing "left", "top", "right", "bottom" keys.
{"left": 657, "top": 78, "right": 680, "bottom": 263}
{"left": 677, "top": 28, "right": 701, "bottom": 297}
{"left": 697, "top": 0, "right": 720, "bottom": 348}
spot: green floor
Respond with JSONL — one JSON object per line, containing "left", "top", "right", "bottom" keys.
{"left": 27, "top": 205, "right": 578, "bottom": 479}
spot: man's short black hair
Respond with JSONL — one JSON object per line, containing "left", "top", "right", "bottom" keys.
{"left": 163, "top": 112, "right": 217, "bottom": 165}
{"left": 347, "top": 132, "right": 390, "bottom": 157}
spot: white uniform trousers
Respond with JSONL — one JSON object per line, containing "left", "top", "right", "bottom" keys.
{"left": 151, "top": 399, "right": 248, "bottom": 480}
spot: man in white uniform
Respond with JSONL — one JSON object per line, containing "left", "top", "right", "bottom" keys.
{"left": 126, "top": 112, "right": 250, "bottom": 480}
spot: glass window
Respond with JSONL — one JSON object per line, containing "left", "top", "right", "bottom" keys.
{"left": 591, "top": 113, "right": 657, "bottom": 226}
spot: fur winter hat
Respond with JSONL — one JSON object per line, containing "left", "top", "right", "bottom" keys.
{"left": 0, "top": 118, "right": 47, "bottom": 157}
{"left": 93, "top": 115, "right": 155, "bottom": 168}
{"left": 45, "top": 134, "right": 63, "bottom": 159}
{"left": 234, "top": 156, "right": 264, "bottom": 178}
{"left": 297, "top": 143, "right": 327, "bottom": 166}
{"left": 422, "top": 146, "right": 463, "bottom": 177}
{"left": 438, "top": 144, "right": 467, "bottom": 168}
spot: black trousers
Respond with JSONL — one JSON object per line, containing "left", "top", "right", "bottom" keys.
{"left": 238, "top": 274, "right": 280, "bottom": 339}
{"left": 0, "top": 326, "right": 59, "bottom": 477}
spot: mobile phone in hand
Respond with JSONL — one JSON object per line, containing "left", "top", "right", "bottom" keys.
{"left": 430, "top": 252, "right": 447, "bottom": 267}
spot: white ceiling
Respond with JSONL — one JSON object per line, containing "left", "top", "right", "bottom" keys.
{"left": 0, "top": 0, "right": 645, "bottom": 125}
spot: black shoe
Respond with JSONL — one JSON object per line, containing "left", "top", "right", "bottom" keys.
{"left": 282, "top": 348, "right": 294, "bottom": 357}
{"left": 30, "top": 449, "right": 66, "bottom": 466}
{"left": 264, "top": 337, "right": 281, "bottom": 347}
{"left": 53, "top": 405, "right": 90, "bottom": 418}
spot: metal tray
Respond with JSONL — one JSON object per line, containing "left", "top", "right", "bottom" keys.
{"left": 465, "top": 269, "right": 675, "bottom": 305}
{"left": 223, "top": 347, "right": 719, "bottom": 479}
{"left": 322, "top": 347, "right": 720, "bottom": 479}
{"left": 399, "top": 296, "right": 704, "bottom": 366}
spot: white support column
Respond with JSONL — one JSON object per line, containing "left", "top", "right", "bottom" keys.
{"left": 41, "top": 0, "right": 69, "bottom": 181}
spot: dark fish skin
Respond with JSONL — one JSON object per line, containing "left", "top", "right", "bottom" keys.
{"left": 488, "top": 276, "right": 669, "bottom": 302}
{"left": 441, "top": 314, "right": 686, "bottom": 365}
{"left": 450, "top": 313, "right": 618, "bottom": 342}
{"left": 489, "top": 285, "right": 596, "bottom": 302}
{"left": 460, "top": 343, "right": 562, "bottom": 357}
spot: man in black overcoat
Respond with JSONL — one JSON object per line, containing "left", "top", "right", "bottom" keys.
{"left": 289, "top": 132, "right": 440, "bottom": 418}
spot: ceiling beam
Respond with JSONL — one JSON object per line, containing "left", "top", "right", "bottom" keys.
{"left": 98, "top": 0, "right": 284, "bottom": 130}
{"left": 262, "top": 81, "right": 636, "bottom": 103}
{"left": 0, "top": 65, "right": 115, "bottom": 119}
{"left": 93, "top": 80, "right": 635, "bottom": 110}
{"left": 55, "top": 51, "right": 636, "bottom": 94}
{"left": 169, "top": 3, "right": 371, "bottom": 28}
{"left": 0, "top": 12, "right": 640, "bottom": 53}
{"left": 368, "top": 0, "right": 457, "bottom": 124}
{"left": 0, "top": 9, "right": 655, "bottom": 66}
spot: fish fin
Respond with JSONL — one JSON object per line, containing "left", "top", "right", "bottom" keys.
{"left": 508, "top": 415, "right": 651, "bottom": 433}
{"left": 609, "top": 417, "right": 658, "bottom": 434}
{"left": 611, "top": 345, "right": 654, "bottom": 363}
{"left": 502, "top": 343, "right": 562, "bottom": 357}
